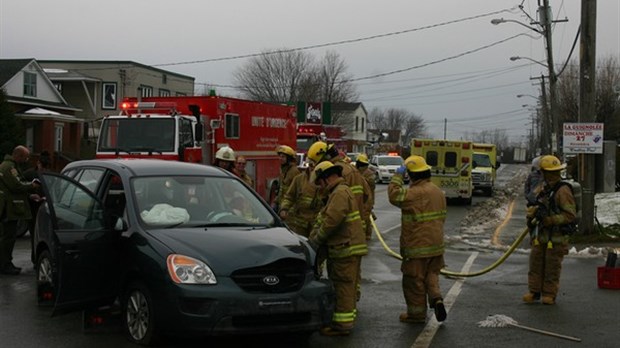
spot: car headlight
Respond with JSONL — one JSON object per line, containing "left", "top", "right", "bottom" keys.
{"left": 167, "top": 254, "right": 217, "bottom": 284}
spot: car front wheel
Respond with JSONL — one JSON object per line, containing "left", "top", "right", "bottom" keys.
{"left": 36, "top": 250, "right": 55, "bottom": 306}
{"left": 122, "top": 281, "right": 159, "bottom": 345}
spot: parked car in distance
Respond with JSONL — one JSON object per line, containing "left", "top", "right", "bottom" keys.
{"left": 370, "top": 154, "right": 405, "bottom": 184}
{"left": 33, "top": 159, "right": 334, "bottom": 345}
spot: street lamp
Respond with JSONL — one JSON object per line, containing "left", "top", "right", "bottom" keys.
{"left": 510, "top": 56, "right": 548, "bottom": 68}
{"left": 492, "top": 2, "right": 564, "bottom": 156}
{"left": 490, "top": 18, "right": 543, "bottom": 34}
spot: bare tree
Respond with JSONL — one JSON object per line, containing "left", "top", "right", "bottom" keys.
{"left": 463, "top": 129, "right": 510, "bottom": 150}
{"left": 369, "top": 107, "right": 426, "bottom": 145}
{"left": 556, "top": 56, "right": 620, "bottom": 141}
{"left": 233, "top": 49, "right": 358, "bottom": 107}
{"left": 233, "top": 49, "right": 316, "bottom": 103}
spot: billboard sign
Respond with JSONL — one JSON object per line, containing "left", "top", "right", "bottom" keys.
{"left": 562, "top": 122, "right": 604, "bottom": 154}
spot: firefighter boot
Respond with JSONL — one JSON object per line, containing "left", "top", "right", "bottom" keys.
{"left": 319, "top": 326, "right": 351, "bottom": 336}
{"left": 399, "top": 313, "right": 426, "bottom": 324}
{"left": 433, "top": 299, "right": 447, "bottom": 322}
{"left": 522, "top": 292, "right": 540, "bottom": 303}
{"left": 542, "top": 296, "right": 556, "bottom": 305}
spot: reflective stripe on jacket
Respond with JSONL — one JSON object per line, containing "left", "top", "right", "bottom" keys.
{"left": 388, "top": 175, "right": 446, "bottom": 259}
{"left": 310, "top": 177, "right": 368, "bottom": 259}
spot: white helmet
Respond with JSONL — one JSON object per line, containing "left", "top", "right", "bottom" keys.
{"left": 215, "top": 146, "right": 235, "bottom": 162}
{"left": 531, "top": 156, "right": 541, "bottom": 170}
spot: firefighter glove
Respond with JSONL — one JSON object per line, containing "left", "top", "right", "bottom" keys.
{"left": 526, "top": 217, "right": 537, "bottom": 230}
{"left": 526, "top": 206, "right": 538, "bottom": 219}
{"left": 396, "top": 165, "right": 407, "bottom": 175}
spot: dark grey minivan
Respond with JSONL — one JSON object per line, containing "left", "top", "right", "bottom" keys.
{"left": 33, "top": 159, "right": 333, "bottom": 345}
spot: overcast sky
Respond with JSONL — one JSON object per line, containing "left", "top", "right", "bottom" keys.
{"left": 1, "top": 0, "right": 618, "bottom": 144}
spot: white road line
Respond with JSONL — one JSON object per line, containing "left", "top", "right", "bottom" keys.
{"left": 411, "top": 252, "right": 479, "bottom": 348}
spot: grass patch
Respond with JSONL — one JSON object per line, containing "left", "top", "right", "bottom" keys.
{"left": 570, "top": 224, "right": 620, "bottom": 245}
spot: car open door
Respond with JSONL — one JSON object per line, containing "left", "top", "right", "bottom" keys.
{"left": 39, "top": 172, "right": 121, "bottom": 316}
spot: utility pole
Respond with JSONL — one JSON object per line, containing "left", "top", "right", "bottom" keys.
{"left": 541, "top": 0, "right": 560, "bottom": 156}
{"left": 579, "top": 0, "right": 597, "bottom": 235}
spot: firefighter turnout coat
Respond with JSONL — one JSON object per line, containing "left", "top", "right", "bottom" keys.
{"left": 387, "top": 175, "right": 447, "bottom": 259}
{"left": 279, "top": 169, "right": 324, "bottom": 237}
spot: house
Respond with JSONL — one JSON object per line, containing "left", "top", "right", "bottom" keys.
{"left": 0, "top": 58, "right": 83, "bottom": 170}
{"left": 37, "top": 60, "right": 195, "bottom": 157}
{"left": 331, "top": 102, "right": 369, "bottom": 153}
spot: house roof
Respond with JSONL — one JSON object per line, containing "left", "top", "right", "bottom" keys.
{"left": 331, "top": 102, "right": 367, "bottom": 114}
{"left": 37, "top": 59, "right": 195, "bottom": 80}
{"left": 0, "top": 58, "right": 34, "bottom": 86}
{"left": 43, "top": 68, "right": 101, "bottom": 82}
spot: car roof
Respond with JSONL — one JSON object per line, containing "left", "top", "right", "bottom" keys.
{"left": 63, "top": 159, "right": 232, "bottom": 177}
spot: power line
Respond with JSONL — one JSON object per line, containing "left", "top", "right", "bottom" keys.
{"left": 154, "top": 6, "right": 518, "bottom": 68}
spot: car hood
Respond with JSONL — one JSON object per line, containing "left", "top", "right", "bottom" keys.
{"left": 151, "top": 227, "right": 311, "bottom": 274}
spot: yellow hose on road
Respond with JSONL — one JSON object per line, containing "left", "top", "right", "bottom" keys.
{"left": 370, "top": 204, "right": 532, "bottom": 278}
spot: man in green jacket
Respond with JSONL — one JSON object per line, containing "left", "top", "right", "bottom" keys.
{"left": 0, "top": 145, "right": 40, "bottom": 275}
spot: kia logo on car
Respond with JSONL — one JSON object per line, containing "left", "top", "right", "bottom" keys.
{"left": 263, "top": 275, "right": 280, "bottom": 286}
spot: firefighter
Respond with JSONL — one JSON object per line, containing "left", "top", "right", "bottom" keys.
{"left": 307, "top": 141, "right": 370, "bottom": 300}
{"left": 214, "top": 146, "right": 236, "bottom": 172}
{"left": 308, "top": 161, "right": 368, "bottom": 336}
{"left": 234, "top": 155, "right": 254, "bottom": 189}
{"left": 524, "top": 156, "right": 543, "bottom": 206}
{"left": 273, "top": 145, "right": 300, "bottom": 212}
{"left": 388, "top": 155, "right": 447, "bottom": 324}
{"left": 355, "top": 153, "right": 376, "bottom": 241}
{"left": 524, "top": 155, "right": 576, "bottom": 305}
{"left": 279, "top": 161, "right": 324, "bottom": 237}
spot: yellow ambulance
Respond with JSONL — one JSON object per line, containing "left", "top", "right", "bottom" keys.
{"left": 471, "top": 143, "right": 500, "bottom": 196}
{"left": 410, "top": 138, "right": 474, "bottom": 204}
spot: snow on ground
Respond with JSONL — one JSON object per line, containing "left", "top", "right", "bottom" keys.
{"left": 458, "top": 168, "right": 619, "bottom": 259}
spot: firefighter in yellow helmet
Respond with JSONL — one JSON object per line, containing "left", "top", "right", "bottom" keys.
{"left": 308, "top": 161, "right": 368, "bottom": 336}
{"left": 355, "top": 154, "right": 376, "bottom": 241}
{"left": 273, "top": 145, "right": 300, "bottom": 212}
{"left": 523, "top": 155, "right": 576, "bottom": 305}
{"left": 214, "top": 146, "right": 236, "bottom": 172}
{"left": 279, "top": 160, "right": 324, "bottom": 237}
{"left": 388, "top": 155, "right": 447, "bottom": 324}
{"left": 310, "top": 141, "right": 371, "bottom": 300}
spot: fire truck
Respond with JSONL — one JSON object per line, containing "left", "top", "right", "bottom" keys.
{"left": 410, "top": 138, "right": 474, "bottom": 205}
{"left": 96, "top": 96, "right": 297, "bottom": 202}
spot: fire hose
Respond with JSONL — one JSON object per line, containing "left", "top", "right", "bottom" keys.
{"left": 369, "top": 212, "right": 532, "bottom": 278}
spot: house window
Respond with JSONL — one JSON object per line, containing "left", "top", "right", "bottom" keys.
{"left": 140, "top": 85, "right": 153, "bottom": 98}
{"left": 361, "top": 118, "right": 365, "bottom": 132}
{"left": 159, "top": 89, "right": 171, "bottom": 97}
{"left": 23, "top": 72, "right": 37, "bottom": 97}
{"left": 225, "top": 113, "right": 240, "bottom": 138}
{"left": 162, "top": 74, "right": 167, "bottom": 84}
{"left": 102, "top": 82, "right": 117, "bottom": 109}
{"left": 54, "top": 124, "right": 64, "bottom": 152}
{"left": 355, "top": 117, "right": 359, "bottom": 132}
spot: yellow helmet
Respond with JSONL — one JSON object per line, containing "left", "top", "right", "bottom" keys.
{"left": 356, "top": 153, "right": 369, "bottom": 165}
{"left": 311, "top": 161, "right": 342, "bottom": 184}
{"left": 404, "top": 155, "right": 431, "bottom": 172}
{"left": 307, "top": 141, "right": 328, "bottom": 163}
{"left": 215, "top": 146, "right": 235, "bottom": 161}
{"left": 539, "top": 155, "right": 566, "bottom": 171}
{"left": 276, "top": 145, "right": 296, "bottom": 158}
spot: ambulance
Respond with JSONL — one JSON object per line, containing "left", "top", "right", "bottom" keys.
{"left": 410, "top": 138, "right": 474, "bottom": 204}
{"left": 471, "top": 143, "right": 500, "bottom": 196}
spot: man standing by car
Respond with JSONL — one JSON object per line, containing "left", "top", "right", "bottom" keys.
{"left": 309, "top": 161, "right": 368, "bottom": 336}
{"left": 388, "top": 155, "right": 447, "bottom": 324}
{"left": 0, "top": 145, "right": 40, "bottom": 275}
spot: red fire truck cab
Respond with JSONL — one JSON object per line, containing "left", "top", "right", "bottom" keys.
{"left": 96, "top": 96, "right": 297, "bottom": 202}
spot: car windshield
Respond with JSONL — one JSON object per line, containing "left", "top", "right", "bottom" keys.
{"left": 473, "top": 153, "right": 492, "bottom": 167}
{"left": 378, "top": 156, "right": 404, "bottom": 166}
{"left": 132, "top": 175, "right": 275, "bottom": 228}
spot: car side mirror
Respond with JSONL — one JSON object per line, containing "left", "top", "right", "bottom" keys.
{"left": 496, "top": 161, "right": 501, "bottom": 169}
{"left": 472, "top": 161, "right": 478, "bottom": 169}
